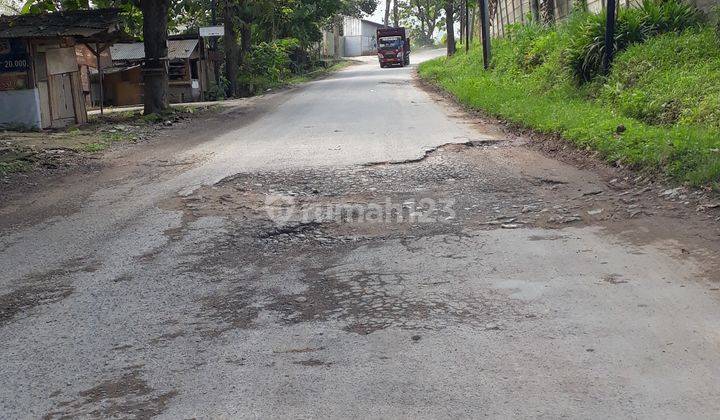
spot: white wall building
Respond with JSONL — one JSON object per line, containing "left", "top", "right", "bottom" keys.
{"left": 342, "top": 17, "right": 385, "bottom": 57}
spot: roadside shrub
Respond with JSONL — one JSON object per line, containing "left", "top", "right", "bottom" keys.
{"left": 601, "top": 27, "right": 720, "bottom": 127}
{"left": 492, "top": 23, "right": 549, "bottom": 74}
{"left": 206, "top": 76, "right": 229, "bottom": 101}
{"left": 239, "top": 38, "right": 299, "bottom": 95}
{"left": 274, "top": 37, "right": 307, "bottom": 74}
{"left": 419, "top": 2, "right": 720, "bottom": 185}
{"left": 565, "top": 0, "right": 701, "bottom": 84}
{"left": 639, "top": 0, "right": 702, "bottom": 35}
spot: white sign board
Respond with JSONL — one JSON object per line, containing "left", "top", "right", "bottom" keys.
{"left": 200, "top": 26, "right": 225, "bottom": 37}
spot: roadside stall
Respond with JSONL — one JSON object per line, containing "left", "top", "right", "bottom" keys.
{"left": 0, "top": 9, "right": 120, "bottom": 129}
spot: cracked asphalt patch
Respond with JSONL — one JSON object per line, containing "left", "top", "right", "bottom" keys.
{"left": 137, "top": 136, "right": 720, "bottom": 417}
{"left": 166, "top": 142, "right": 720, "bottom": 345}
{"left": 0, "top": 257, "right": 98, "bottom": 326}
{"left": 44, "top": 366, "right": 177, "bottom": 419}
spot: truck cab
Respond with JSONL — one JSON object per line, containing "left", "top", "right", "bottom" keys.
{"left": 377, "top": 27, "right": 410, "bottom": 68}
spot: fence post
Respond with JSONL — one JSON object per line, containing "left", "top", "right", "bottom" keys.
{"left": 465, "top": 0, "right": 471, "bottom": 51}
{"left": 498, "top": 0, "right": 505, "bottom": 37}
{"left": 505, "top": 0, "right": 511, "bottom": 29}
{"left": 480, "top": 0, "right": 492, "bottom": 68}
{"left": 603, "top": 0, "right": 617, "bottom": 74}
{"left": 530, "top": 0, "right": 540, "bottom": 22}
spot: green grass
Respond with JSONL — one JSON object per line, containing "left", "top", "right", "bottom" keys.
{"left": 82, "top": 142, "right": 108, "bottom": 152}
{"left": 599, "top": 28, "right": 720, "bottom": 128}
{"left": 419, "top": 22, "right": 720, "bottom": 187}
{"left": 0, "top": 160, "right": 30, "bottom": 176}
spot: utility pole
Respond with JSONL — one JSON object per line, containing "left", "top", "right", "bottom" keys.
{"left": 603, "top": 0, "right": 616, "bottom": 74}
{"left": 211, "top": 0, "right": 220, "bottom": 86}
{"left": 479, "top": 0, "right": 491, "bottom": 68}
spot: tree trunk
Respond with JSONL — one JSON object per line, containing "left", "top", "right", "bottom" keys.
{"left": 393, "top": 0, "right": 399, "bottom": 26}
{"left": 459, "top": 2, "right": 465, "bottom": 45}
{"left": 470, "top": 4, "right": 477, "bottom": 42}
{"left": 141, "top": 0, "right": 170, "bottom": 115}
{"left": 384, "top": 0, "right": 391, "bottom": 25}
{"left": 543, "top": 0, "right": 556, "bottom": 25}
{"left": 238, "top": 22, "right": 252, "bottom": 96}
{"left": 426, "top": 25, "right": 435, "bottom": 45}
{"left": 239, "top": 22, "right": 251, "bottom": 67}
{"left": 224, "top": 0, "right": 240, "bottom": 97}
{"left": 445, "top": 0, "right": 456, "bottom": 56}
{"left": 332, "top": 15, "right": 341, "bottom": 59}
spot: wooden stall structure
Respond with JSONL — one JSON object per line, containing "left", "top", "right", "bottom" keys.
{"left": 0, "top": 9, "right": 120, "bottom": 129}
{"left": 107, "top": 36, "right": 215, "bottom": 106}
{"left": 75, "top": 44, "right": 112, "bottom": 109}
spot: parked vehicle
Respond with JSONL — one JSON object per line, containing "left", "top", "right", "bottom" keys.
{"left": 377, "top": 27, "right": 410, "bottom": 68}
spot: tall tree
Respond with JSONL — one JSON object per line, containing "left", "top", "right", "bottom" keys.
{"left": 383, "top": 0, "right": 390, "bottom": 24}
{"left": 237, "top": 0, "right": 252, "bottom": 69}
{"left": 397, "top": 0, "right": 442, "bottom": 45}
{"left": 140, "top": 0, "right": 170, "bottom": 114}
{"left": 392, "top": 0, "right": 398, "bottom": 26}
{"left": 224, "top": 0, "right": 240, "bottom": 97}
{"left": 444, "top": 0, "right": 455, "bottom": 55}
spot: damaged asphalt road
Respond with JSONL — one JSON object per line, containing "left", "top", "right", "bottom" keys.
{"left": 2, "top": 50, "right": 720, "bottom": 418}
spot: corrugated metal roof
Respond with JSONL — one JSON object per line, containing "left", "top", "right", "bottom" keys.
{"left": 0, "top": 9, "right": 120, "bottom": 39}
{"left": 361, "top": 19, "right": 385, "bottom": 27}
{"left": 110, "top": 39, "right": 199, "bottom": 61}
{"left": 0, "top": 4, "right": 19, "bottom": 16}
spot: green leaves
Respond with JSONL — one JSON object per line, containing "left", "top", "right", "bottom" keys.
{"left": 21, "top": 0, "right": 90, "bottom": 13}
{"left": 566, "top": 0, "right": 702, "bottom": 84}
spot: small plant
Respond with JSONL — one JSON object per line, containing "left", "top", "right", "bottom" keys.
{"left": 206, "top": 77, "right": 229, "bottom": 101}
{"left": 82, "top": 142, "right": 107, "bottom": 153}
{"left": 0, "top": 160, "right": 30, "bottom": 175}
{"left": 141, "top": 113, "right": 164, "bottom": 124}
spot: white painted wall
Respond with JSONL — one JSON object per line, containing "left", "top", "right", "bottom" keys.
{"left": 0, "top": 88, "right": 41, "bottom": 129}
{"left": 342, "top": 18, "right": 382, "bottom": 56}
{"left": 343, "top": 17, "right": 363, "bottom": 36}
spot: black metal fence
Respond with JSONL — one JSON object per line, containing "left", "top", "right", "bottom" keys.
{"left": 488, "top": 0, "right": 718, "bottom": 37}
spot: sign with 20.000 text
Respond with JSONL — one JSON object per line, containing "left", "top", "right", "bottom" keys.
{"left": 0, "top": 39, "right": 30, "bottom": 74}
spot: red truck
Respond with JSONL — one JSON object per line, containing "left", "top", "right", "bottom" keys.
{"left": 376, "top": 27, "right": 410, "bottom": 68}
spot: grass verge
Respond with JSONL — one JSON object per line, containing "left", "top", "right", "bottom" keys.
{"left": 419, "top": 18, "right": 720, "bottom": 187}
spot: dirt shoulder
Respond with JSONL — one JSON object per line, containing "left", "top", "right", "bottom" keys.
{"left": 0, "top": 88, "right": 298, "bottom": 229}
